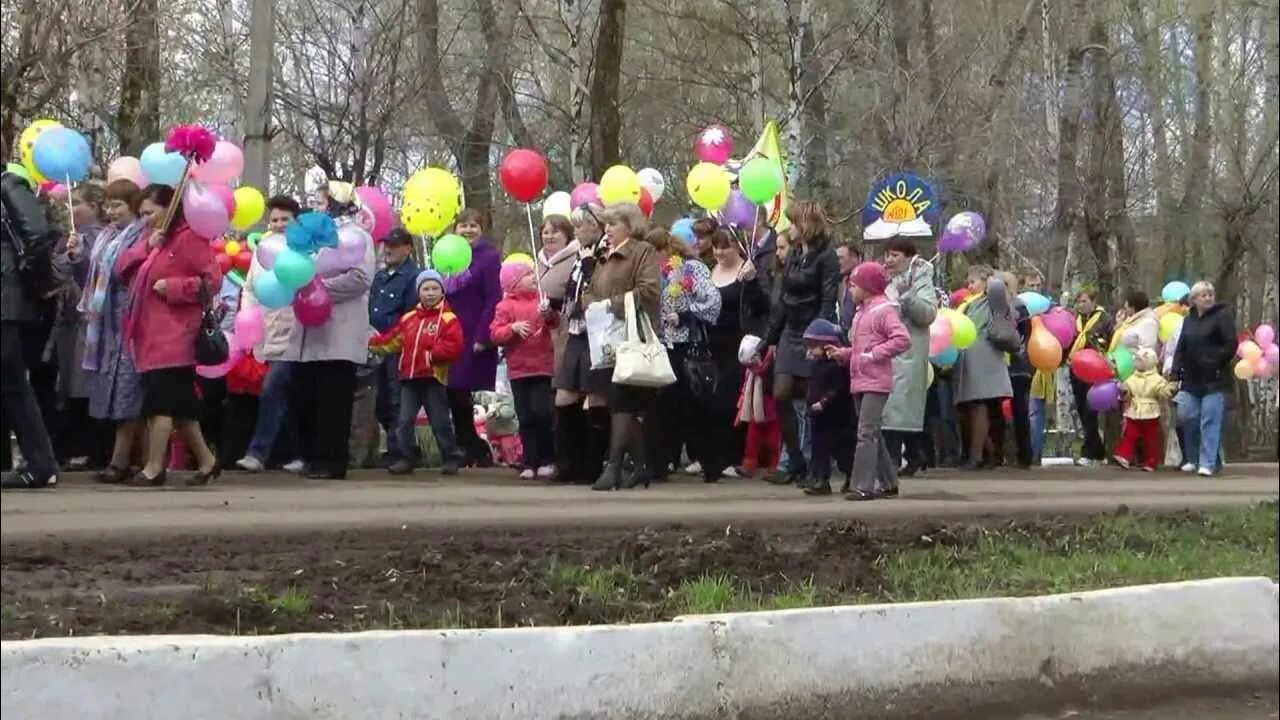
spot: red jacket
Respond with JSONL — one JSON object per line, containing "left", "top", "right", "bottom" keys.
{"left": 114, "top": 221, "right": 221, "bottom": 372}
{"left": 370, "top": 300, "right": 465, "bottom": 382}
{"left": 489, "top": 288, "right": 554, "bottom": 379}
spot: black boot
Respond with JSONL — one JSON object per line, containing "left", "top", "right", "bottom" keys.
{"left": 593, "top": 462, "right": 622, "bottom": 491}
{"left": 553, "top": 404, "right": 586, "bottom": 483}
{"left": 582, "top": 408, "right": 610, "bottom": 486}
{"left": 804, "top": 477, "right": 832, "bottom": 496}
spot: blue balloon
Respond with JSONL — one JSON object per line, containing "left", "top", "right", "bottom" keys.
{"left": 672, "top": 217, "right": 696, "bottom": 246}
{"left": 930, "top": 345, "right": 959, "bottom": 368}
{"left": 1161, "top": 280, "right": 1191, "bottom": 304}
{"left": 285, "top": 212, "right": 338, "bottom": 253}
{"left": 252, "top": 269, "right": 294, "bottom": 309}
{"left": 32, "top": 127, "right": 92, "bottom": 182}
{"left": 140, "top": 142, "right": 187, "bottom": 187}
{"left": 1018, "top": 291, "right": 1052, "bottom": 316}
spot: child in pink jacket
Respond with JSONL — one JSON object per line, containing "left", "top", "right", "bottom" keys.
{"left": 490, "top": 261, "right": 555, "bottom": 479}
{"left": 828, "top": 262, "right": 911, "bottom": 501}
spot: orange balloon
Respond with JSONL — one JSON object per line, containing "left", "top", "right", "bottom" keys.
{"left": 1028, "top": 316, "right": 1063, "bottom": 372}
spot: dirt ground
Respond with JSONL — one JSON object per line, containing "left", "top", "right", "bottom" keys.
{"left": 1, "top": 513, "right": 1096, "bottom": 639}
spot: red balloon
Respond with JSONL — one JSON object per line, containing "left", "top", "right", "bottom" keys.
{"left": 1070, "top": 348, "right": 1114, "bottom": 384}
{"left": 499, "top": 148, "right": 549, "bottom": 203}
{"left": 1001, "top": 398, "right": 1014, "bottom": 422}
{"left": 235, "top": 249, "right": 252, "bottom": 271}
{"left": 215, "top": 253, "right": 233, "bottom": 274}
{"left": 949, "top": 288, "right": 970, "bottom": 308}
{"left": 212, "top": 238, "right": 227, "bottom": 254}
{"left": 292, "top": 277, "right": 332, "bottom": 327}
{"left": 638, "top": 187, "right": 654, "bottom": 217}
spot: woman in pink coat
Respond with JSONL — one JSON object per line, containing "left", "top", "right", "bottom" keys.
{"left": 828, "top": 262, "right": 910, "bottom": 501}
{"left": 114, "top": 184, "right": 222, "bottom": 487}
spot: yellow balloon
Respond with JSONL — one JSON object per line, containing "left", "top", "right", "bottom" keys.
{"left": 230, "top": 186, "right": 266, "bottom": 231}
{"left": 1234, "top": 358, "right": 1255, "bottom": 380}
{"left": 505, "top": 252, "right": 534, "bottom": 266}
{"left": 599, "top": 165, "right": 641, "bottom": 205}
{"left": 686, "top": 162, "right": 731, "bottom": 211}
{"left": 1239, "top": 340, "right": 1262, "bottom": 362}
{"left": 225, "top": 240, "right": 242, "bottom": 256}
{"left": 405, "top": 167, "right": 461, "bottom": 210}
{"left": 19, "top": 119, "right": 61, "bottom": 185}
{"left": 1157, "top": 312, "right": 1183, "bottom": 343}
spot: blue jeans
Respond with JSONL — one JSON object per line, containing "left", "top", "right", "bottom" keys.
{"left": 374, "top": 353, "right": 403, "bottom": 458}
{"left": 246, "top": 361, "right": 295, "bottom": 462}
{"left": 1175, "top": 391, "right": 1225, "bottom": 470}
{"left": 1029, "top": 398, "right": 1047, "bottom": 461}
{"left": 397, "top": 377, "right": 461, "bottom": 466}
{"left": 780, "top": 398, "right": 811, "bottom": 471}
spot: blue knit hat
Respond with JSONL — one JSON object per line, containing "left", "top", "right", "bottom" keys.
{"left": 416, "top": 268, "right": 444, "bottom": 291}
{"left": 802, "top": 319, "right": 842, "bottom": 344}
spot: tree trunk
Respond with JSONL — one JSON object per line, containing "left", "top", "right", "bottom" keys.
{"left": 587, "top": 0, "right": 625, "bottom": 179}
{"left": 1174, "top": 0, "right": 1214, "bottom": 275}
{"left": 242, "top": 0, "right": 274, "bottom": 192}
{"left": 747, "top": 4, "right": 766, "bottom": 134}
{"left": 116, "top": 0, "right": 161, "bottom": 157}
{"left": 1127, "top": 0, "right": 1174, "bottom": 279}
{"left": 1052, "top": 0, "right": 1089, "bottom": 294}
{"left": 784, "top": 0, "right": 812, "bottom": 186}
{"left": 798, "top": 7, "right": 829, "bottom": 200}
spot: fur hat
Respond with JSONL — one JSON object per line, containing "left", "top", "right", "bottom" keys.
{"left": 850, "top": 261, "right": 890, "bottom": 295}
{"left": 802, "top": 319, "right": 843, "bottom": 344}
{"left": 1133, "top": 347, "right": 1159, "bottom": 371}
{"left": 499, "top": 261, "right": 534, "bottom": 293}
{"left": 416, "top": 268, "right": 444, "bottom": 292}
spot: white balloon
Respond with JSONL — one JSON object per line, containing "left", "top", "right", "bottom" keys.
{"left": 542, "top": 191, "right": 573, "bottom": 220}
{"left": 638, "top": 168, "right": 665, "bottom": 201}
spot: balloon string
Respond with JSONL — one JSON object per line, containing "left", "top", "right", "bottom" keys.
{"left": 64, "top": 174, "right": 76, "bottom": 240}
{"left": 525, "top": 203, "right": 544, "bottom": 301}
{"left": 160, "top": 162, "right": 192, "bottom": 234}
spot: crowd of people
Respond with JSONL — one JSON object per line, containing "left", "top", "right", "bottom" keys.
{"left": 1, "top": 167, "right": 1240, "bottom": 497}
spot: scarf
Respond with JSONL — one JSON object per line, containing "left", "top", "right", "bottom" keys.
{"left": 122, "top": 232, "right": 167, "bottom": 362}
{"left": 1070, "top": 307, "right": 1105, "bottom": 356}
{"left": 79, "top": 220, "right": 144, "bottom": 372}
{"left": 736, "top": 350, "right": 776, "bottom": 425}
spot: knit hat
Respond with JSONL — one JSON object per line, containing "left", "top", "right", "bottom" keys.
{"left": 499, "top": 260, "right": 534, "bottom": 293}
{"left": 802, "top": 319, "right": 843, "bottom": 345}
{"left": 416, "top": 268, "right": 444, "bottom": 292}
{"left": 850, "top": 261, "right": 889, "bottom": 295}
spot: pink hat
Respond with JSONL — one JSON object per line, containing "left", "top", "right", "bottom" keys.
{"left": 851, "top": 261, "right": 889, "bottom": 295}
{"left": 499, "top": 261, "right": 534, "bottom": 293}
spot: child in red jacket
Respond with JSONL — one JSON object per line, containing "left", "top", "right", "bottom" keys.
{"left": 490, "top": 261, "right": 555, "bottom": 479}
{"left": 370, "top": 269, "right": 466, "bottom": 476}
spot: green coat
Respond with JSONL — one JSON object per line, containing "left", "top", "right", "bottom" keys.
{"left": 882, "top": 257, "right": 937, "bottom": 432}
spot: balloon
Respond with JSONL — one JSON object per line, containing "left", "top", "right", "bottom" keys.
{"left": 181, "top": 182, "right": 230, "bottom": 240}
{"left": 354, "top": 186, "right": 394, "bottom": 242}
{"left": 1158, "top": 312, "right": 1183, "bottom": 343}
{"left": 314, "top": 248, "right": 347, "bottom": 278}
{"left": 140, "top": 143, "right": 188, "bottom": 187}
{"left": 1042, "top": 307, "right": 1077, "bottom": 349}
{"left": 233, "top": 305, "right": 266, "bottom": 347}
{"left": 599, "top": 165, "right": 642, "bottom": 205}
{"left": 107, "top": 156, "right": 146, "bottom": 186}
{"left": 1233, "top": 358, "right": 1255, "bottom": 380}
{"left": 671, "top": 218, "right": 696, "bottom": 246}
{"left": 404, "top": 167, "right": 462, "bottom": 212}
{"left": 948, "top": 288, "right": 970, "bottom": 308}
{"left": 1254, "top": 324, "right": 1276, "bottom": 349}
{"left": 636, "top": 187, "right": 654, "bottom": 217}
{"left": 1238, "top": 340, "right": 1262, "bottom": 362}
{"left": 942, "top": 308, "right": 977, "bottom": 350}
{"left": 191, "top": 140, "right": 244, "bottom": 184}
{"left": 686, "top": 162, "right": 732, "bottom": 211}
{"left": 720, "top": 189, "right": 757, "bottom": 228}
{"left": 1027, "top": 317, "right": 1064, "bottom": 371}
{"left": 235, "top": 249, "right": 252, "bottom": 272}
{"left": 738, "top": 156, "right": 784, "bottom": 204}
{"left": 225, "top": 240, "right": 242, "bottom": 257}
{"left": 1071, "top": 348, "right": 1114, "bottom": 384}
{"left": 1109, "top": 346, "right": 1135, "bottom": 381}
{"left": 694, "top": 123, "right": 733, "bottom": 164}
{"left": 928, "top": 315, "right": 954, "bottom": 356}
{"left": 1161, "top": 281, "right": 1191, "bottom": 304}
{"left": 499, "top": 148, "right": 549, "bottom": 203}
{"left": 938, "top": 211, "right": 985, "bottom": 252}
{"left": 569, "top": 182, "right": 601, "bottom": 210}
{"left": 1018, "top": 292, "right": 1051, "bottom": 316}
{"left": 45, "top": 182, "right": 68, "bottom": 201}
{"left": 275, "top": 247, "right": 316, "bottom": 290}
{"left": 1086, "top": 380, "right": 1122, "bottom": 413}
{"left": 1001, "top": 398, "right": 1014, "bottom": 422}
{"left": 432, "top": 234, "right": 473, "bottom": 275}
{"left": 231, "top": 186, "right": 265, "bottom": 230}
{"left": 209, "top": 183, "right": 236, "bottom": 216}
{"left": 292, "top": 277, "right": 333, "bottom": 327}
{"left": 400, "top": 196, "right": 455, "bottom": 238}
{"left": 32, "top": 127, "right": 92, "bottom": 182}
{"left": 251, "top": 269, "right": 294, "bottom": 309}
{"left": 638, "top": 168, "right": 666, "bottom": 201}
{"left": 19, "top": 119, "right": 62, "bottom": 183}
{"left": 256, "top": 233, "right": 286, "bottom": 270}
{"left": 336, "top": 225, "right": 369, "bottom": 267}
{"left": 930, "top": 346, "right": 959, "bottom": 368}
{"left": 196, "top": 336, "right": 243, "bottom": 379}
{"left": 505, "top": 252, "right": 535, "bottom": 266}
{"left": 1265, "top": 344, "right": 1280, "bottom": 366}
{"left": 542, "top": 191, "right": 572, "bottom": 220}
{"left": 1255, "top": 358, "right": 1274, "bottom": 379}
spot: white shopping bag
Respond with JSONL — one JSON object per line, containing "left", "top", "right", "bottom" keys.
{"left": 585, "top": 300, "right": 626, "bottom": 369}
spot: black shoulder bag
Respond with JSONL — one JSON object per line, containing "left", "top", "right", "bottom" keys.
{"left": 682, "top": 319, "right": 720, "bottom": 405}
{"left": 194, "top": 278, "right": 230, "bottom": 366}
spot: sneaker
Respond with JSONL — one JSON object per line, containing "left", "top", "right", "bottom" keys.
{"left": 236, "top": 456, "right": 265, "bottom": 473}
{"left": 1196, "top": 466, "right": 1213, "bottom": 477}
{"left": 282, "top": 459, "right": 306, "bottom": 474}
{"left": 1112, "top": 455, "right": 1130, "bottom": 470}
{"left": 519, "top": 468, "right": 535, "bottom": 480}
{"left": 1, "top": 470, "right": 57, "bottom": 489}
{"left": 720, "top": 466, "right": 741, "bottom": 479}
{"left": 536, "top": 465, "right": 556, "bottom": 480}
{"left": 682, "top": 461, "right": 702, "bottom": 475}
{"left": 1074, "top": 457, "right": 1096, "bottom": 467}
{"left": 441, "top": 460, "right": 460, "bottom": 476}
{"left": 1179, "top": 463, "right": 1196, "bottom": 473}
{"left": 388, "top": 459, "right": 413, "bottom": 475}
{"left": 1141, "top": 466, "right": 1155, "bottom": 473}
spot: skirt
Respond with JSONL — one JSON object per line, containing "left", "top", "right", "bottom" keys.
{"left": 555, "top": 333, "right": 611, "bottom": 396}
{"left": 140, "top": 366, "right": 202, "bottom": 420}
{"left": 773, "top": 327, "right": 814, "bottom": 378}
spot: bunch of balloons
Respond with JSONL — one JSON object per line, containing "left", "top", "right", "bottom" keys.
{"left": 1069, "top": 346, "right": 1140, "bottom": 412}
{"left": 1234, "top": 325, "right": 1279, "bottom": 380}
{"left": 248, "top": 212, "right": 373, "bottom": 330}
{"left": 557, "top": 165, "right": 664, "bottom": 220}
{"left": 927, "top": 308, "right": 978, "bottom": 368}
{"left": 686, "top": 162, "right": 732, "bottom": 211}
{"left": 937, "top": 211, "right": 987, "bottom": 252}
{"left": 401, "top": 167, "right": 462, "bottom": 237}
{"left": 212, "top": 234, "right": 255, "bottom": 281}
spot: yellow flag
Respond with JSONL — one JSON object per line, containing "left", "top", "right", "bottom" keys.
{"left": 740, "top": 121, "right": 790, "bottom": 232}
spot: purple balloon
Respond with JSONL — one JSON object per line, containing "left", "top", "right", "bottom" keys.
{"left": 256, "top": 234, "right": 287, "bottom": 270}
{"left": 313, "top": 247, "right": 347, "bottom": 277}
{"left": 937, "top": 228, "right": 968, "bottom": 252}
{"left": 570, "top": 182, "right": 601, "bottom": 210}
{"left": 719, "top": 189, "right": 757, "bottom": 228}
{"left": 1042, "top": 307, "right": 1077, "bottom": 349}
{"left": 1086, "top": 380, "right": 1121, "bottom": 413}
{"left": 336, "top": 226, "right": 368, "bottom": 266}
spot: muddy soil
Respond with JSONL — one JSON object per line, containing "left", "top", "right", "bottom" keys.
{"left": 0, "top": 513, "right": 1162, "bottom": 639}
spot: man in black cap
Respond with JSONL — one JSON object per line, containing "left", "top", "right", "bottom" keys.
{"left": 368, "top": 228, "right": 421, "bottom": 464}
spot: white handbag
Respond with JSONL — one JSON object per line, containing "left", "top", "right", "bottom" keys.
{"left": 611, "top": 291, "right": 676, "bottom": 387}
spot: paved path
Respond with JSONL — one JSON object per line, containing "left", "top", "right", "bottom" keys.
{"left": 1, "top": 464, "right": 1276, "bottom": 541}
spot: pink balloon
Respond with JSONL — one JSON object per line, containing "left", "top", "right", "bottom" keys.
{"left": 46, "top": 183, "right": 68, "bottom": 201}
{"left": 208, "top": 183, "right": 236, "bottom": 216}
{"left": 256, "top": 233, "right": 286, "bottom": 270}
{"left": 182, "top": 183, "right": 230, "bottom": 240}
{"left": 1255, "top": 324, "right": 1276, "bottom": 349}
{"left": 233, "top": 305, "right": 265, "bottom": 347}
{"left": 1265, "top": 344, "right": 1280, "bottom": 366}
{"left": 694, "top": 123, "right": 734, "bottom": 164}
{"left": 191, "top": 140, "right": 244, "bottom": 184}
{"left": 1255, "top": 358, "right": 1274, "bottom": 379}
{"left": 1042, "top": 307, "right": 1077, "bottom": 350}
{"left": 107, "top": 156, "right": 146, "bottom": 186}
{"left": 195, "top": 333, "right": 243, "bottom": 378}
{"left": 292, "top": 277, "right": 332, "bottom": 327}
{"left": 354, "top": 186, "right": 393, "bottom": 242}
{"left": 928, "top": 316, "right": 954, "bottom": 356}
{"left": 569, "top": 182, "right": 601, "bottom": 209}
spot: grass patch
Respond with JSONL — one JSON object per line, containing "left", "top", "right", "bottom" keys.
{"left": 546, "top": 560, "right": 640, "bottom": 604}
{"left": 240, "top": 585, "right": 312, "bottom": 617}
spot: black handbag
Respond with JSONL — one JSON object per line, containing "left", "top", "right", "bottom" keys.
{"left": 682, "top": 320, "right": 720, "bottom": 404}
{"left": 194, "top": 278, "right": 229, "bottom": 366}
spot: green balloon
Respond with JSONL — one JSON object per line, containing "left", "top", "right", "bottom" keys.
{"left": 246, "top": 231, "right": 263, "bottom": 250}
{"left": 274, "top": 247, "right": 316, "bottom": 290}
{"left": 5, "top": 162, "right": 33, "bottom": 188}
{"left": 738, "top": 157, "right": 784, "bottom": 205}
{"left": 432, "top": 233, "right": 473, "bottom": 275}
{"left": 1110, "top": 346, "right": 1135, "bottom": 381}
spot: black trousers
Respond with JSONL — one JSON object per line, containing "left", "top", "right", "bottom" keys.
{"left": 884, "top": 430, "right": 927, "bottom": 470}
{"left": 218, "top": 394, "right": 259, "bottom": 468}
{"left": 293, "top": 360, "right": 357, "bottom": 477}
{"left": 1, "top": 321, "right": 57, "bottom": 476}
{"left": 1010, "top": 375, "right": 1033, "bottom": 467}
{"left": 810, "top": 404, "right": 853, "bottom": 480}
{"left": 447, "top": 388, "right": 493, "bottom": 464}
{"left": 1071, "top": 377, "right": 1106, "bottom": 461}
{"left": 646, "top": 345, "right": 689, "bottom": 476}
{"left": 511, "top": 376, "right": 554, "bottom": 468}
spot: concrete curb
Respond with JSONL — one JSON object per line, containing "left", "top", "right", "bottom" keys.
{"left": 3, "top": 578, "right": 1277, "bottom": 719}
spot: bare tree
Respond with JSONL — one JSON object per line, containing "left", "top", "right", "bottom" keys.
{"left": 587, "top": 0, "right": 625, "bottom": 177}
